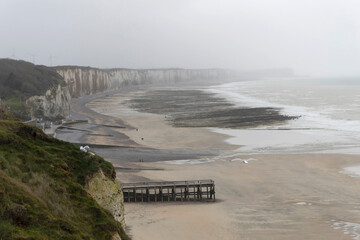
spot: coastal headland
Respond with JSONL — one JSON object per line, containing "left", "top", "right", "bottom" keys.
{"left": 57, "top": 85, "right": 360, "bottom": 240}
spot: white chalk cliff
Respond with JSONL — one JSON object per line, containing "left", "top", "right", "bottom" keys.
{"left": 25, "top": 84, "right": 71, "bottom": 120}
{"left": 85, "top": 170, "right": 126, "bottom": 230}
{"left": 56, "top": 67, "right": 235, "bottom": 98}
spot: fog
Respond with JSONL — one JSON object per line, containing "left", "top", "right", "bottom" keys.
{"left": 0, "top": 0, "right": 359, "bottom": 76}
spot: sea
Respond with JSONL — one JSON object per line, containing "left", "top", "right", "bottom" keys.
{"left": 204, "top": 77, "right": 360, "bottom": 154}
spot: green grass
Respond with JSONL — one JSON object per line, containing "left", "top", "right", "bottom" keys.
{"left": 4, "top": 96, "right": 23, "bottom": 112}
{"left": 0, "top": 109, "right": 129, "bottom": 239}
{"left": 2, "top": 96, "right": 30, "bottom": 121}
{"left": 0, "top": 59, "right": 66, "bottom": 99}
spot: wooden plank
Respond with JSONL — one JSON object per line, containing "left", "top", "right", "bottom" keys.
{"left": 121, "top": 179, "right": 214, "bottom": 189}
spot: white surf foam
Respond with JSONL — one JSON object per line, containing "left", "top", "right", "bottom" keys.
{"left": 206, "top": 82, "right": 360, "bottom": 133}
{"left": 202, "top": 80, "right": 360, "bottom": 154}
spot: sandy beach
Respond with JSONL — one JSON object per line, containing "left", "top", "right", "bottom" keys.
{"left": 78, "top": 88, "right": 360, "bottom": 240}
{"left": 86, "top": 90, "right": 237, "bottom": 151}
{"left": 117, "top": 154, "right": 360, "bottom": 240}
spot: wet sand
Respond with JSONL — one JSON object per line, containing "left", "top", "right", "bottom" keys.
{"left": 81, "top": 87, "right": 360, "bottom": 240}
{"left": 120, "top": 154, "right": 360, "bottom": 240}
{"left": 87, "top": 90, "right": 236, "bottom": 151}
{"left": 56, "top": 88, "right": 139, "bottom": 147}
{"left": 57, "top": 87, "right": 222, "bottom": 162}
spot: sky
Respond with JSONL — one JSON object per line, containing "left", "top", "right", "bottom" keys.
{"left": 0, "top": 0, "right": 359, "bottom": 76}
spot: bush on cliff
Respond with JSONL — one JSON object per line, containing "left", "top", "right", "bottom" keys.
{"left": 0, "top": 105, "right": 129, "bottom": 240}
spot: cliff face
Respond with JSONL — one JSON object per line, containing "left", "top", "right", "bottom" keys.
{"left": 56, "top": 67, "right": 235, "bottom": 98}
{"left": 26, "top": 84, "right": 71, "bottom": 120}
{"left": 85, "top": 169, "right": 126, "bottom": 230}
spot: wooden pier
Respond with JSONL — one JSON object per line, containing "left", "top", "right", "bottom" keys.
{"left": 121, "top": 180, "right": 215, "bottom": 203}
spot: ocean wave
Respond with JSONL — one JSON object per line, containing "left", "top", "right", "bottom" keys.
{"left": 205, "top": 81, "right": 360, "bottom": 133}
{"left": 202, "top": 80, "right": 360, "bottom": 154}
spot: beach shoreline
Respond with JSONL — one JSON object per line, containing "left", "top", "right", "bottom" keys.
{"left": 86, "top": 88, "right": 239, "bottom": 151}
{"left": 66, "top": 85, "right": 360, "bottom": 240}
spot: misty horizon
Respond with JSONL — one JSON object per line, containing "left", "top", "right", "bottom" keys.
{"left": 1, "top": 0, "right": 359, "bottom": 77}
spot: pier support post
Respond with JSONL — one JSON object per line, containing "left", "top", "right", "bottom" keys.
{"left": 181, "top": 187, "right": 183, "bottom": 201}
{"left": 154, "top": 187, "right": 157, "bottom": 202}
{"left": 160, "top": 187, "right": 163, "bottom": 202}
{"left": 172, "top": 186, "right": 175, "bottom": 201}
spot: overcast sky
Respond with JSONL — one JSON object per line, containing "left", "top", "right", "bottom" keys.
{"left": 0, "top": 0, "right": 359, "bottom": 76}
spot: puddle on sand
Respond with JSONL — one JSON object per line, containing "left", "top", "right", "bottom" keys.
{"left": 331, "top": 220, "right": 360, "bottom": 240}
{"left": 341, "top": 166, "right": 360, "bottom": 178}
{"left": 294, "top": 202, "right": 312, "bottom": 206}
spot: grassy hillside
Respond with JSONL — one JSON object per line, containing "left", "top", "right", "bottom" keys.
{"left": 0, "top": 104, "right": 129, "bottom": 240}
{"left": 0, "top": 59, "right": 65, "bottom": 98}
{"left": 0, "top": 59, "right": 66, "bottom": 120}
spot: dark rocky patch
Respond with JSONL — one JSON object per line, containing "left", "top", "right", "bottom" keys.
{"left": 127, "top": 89, "right": 297, "bottom": 128}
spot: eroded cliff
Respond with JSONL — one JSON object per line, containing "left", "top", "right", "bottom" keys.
{"left": 26, "top": 84, "right": 71, "bottom": 120}
{"left": 85, "top": 169, "right": 126, "bottom": 230}
{"left": 56, "top": 66, "right": 236, "bottom": 98}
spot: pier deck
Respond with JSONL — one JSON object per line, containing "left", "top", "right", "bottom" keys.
{"left": 121, "top": 180, "right": 215, "bottom": 202}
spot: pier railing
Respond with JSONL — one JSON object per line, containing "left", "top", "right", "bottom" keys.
{"left": 121, "top": 180, "right": 215, "bottom": 202}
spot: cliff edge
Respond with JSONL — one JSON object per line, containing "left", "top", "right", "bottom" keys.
{"left": 55, "top": 66, "right": 236, "bottom": 98}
